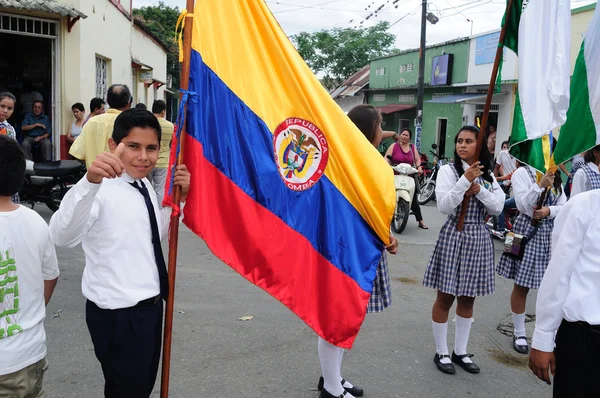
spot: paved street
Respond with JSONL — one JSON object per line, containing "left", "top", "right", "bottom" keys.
{"left": 36, "top": 201, "right": 551, "bottom": 398}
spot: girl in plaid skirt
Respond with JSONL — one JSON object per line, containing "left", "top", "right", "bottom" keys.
{"left": 496, "top": 165, "right": 565, "bottom": 354}
{"left": 316, "top": 104, "right": 398, "bottom": 398}
{"left": 423, "top": 126, "right": 504, "bottom": 375}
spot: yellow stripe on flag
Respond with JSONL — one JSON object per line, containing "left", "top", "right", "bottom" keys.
{"left": 190, "top": 1, "right": 395, "bottom": 243}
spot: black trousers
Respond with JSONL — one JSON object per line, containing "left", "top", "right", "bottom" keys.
{"left": 86, "top": 299, "right": 163, "bottom": 398}
{"left": 554, "top": 320, "right": 600, "bottom": 398}
{"left": 411, "top": 185, "right": 423, "bottom": 222}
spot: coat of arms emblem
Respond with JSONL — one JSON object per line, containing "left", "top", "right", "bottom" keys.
{"left": 273, "top": 118, "right": 329, "bottom": 191}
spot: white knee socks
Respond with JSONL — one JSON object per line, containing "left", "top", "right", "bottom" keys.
{"left": 455, "top": 315, "right": 473, "bottom": 363}
{"left": 318, "top": 337, "right": 346, "bottom": 396}
{"left": 432, "top": 320, "right": 451, "bottom": 364}
{"left": 512, "top": 312, "right": 526, "bottom": 337}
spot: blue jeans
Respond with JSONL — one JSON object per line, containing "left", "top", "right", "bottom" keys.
{"left": 497, "top": 197, "right": 516, "bottom": 231}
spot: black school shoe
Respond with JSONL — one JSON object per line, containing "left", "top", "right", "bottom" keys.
{"left": 318, "top": 376, "right": 364, "bottom": 397}
{"left": 433, "top": 353, "right": 456, "bottom": 374}
{"left": 451, "top": 352, "right": 480, "bottom": 374}
{"left": 319, "top": 389, "right": 350, "bottom": 398}
{"left": 513, "top": 336, "right": 529, "bottom": 354}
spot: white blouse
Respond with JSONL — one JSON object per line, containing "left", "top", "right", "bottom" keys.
{"left": 571, "top": 162, "right": 600, "bottom": 198}
{"left": 435, "top": 160, "right": 504, "bottom": 216}
{"left": 511, "top": 166, "right": 566, "bottom": 218}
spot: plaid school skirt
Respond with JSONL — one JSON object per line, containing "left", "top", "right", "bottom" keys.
{"left": 367, "top": 253, "right": 391, "bottom": 313}
{"left": 423, "top": 216, "right": 496, "bottom": 297}
{"left": 496, "top": 214, "right": 553, "bottom": 289}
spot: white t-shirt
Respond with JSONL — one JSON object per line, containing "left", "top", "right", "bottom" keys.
{"left": 496, "top": 150, "right": 517, "bottom": 176}
{"left": 0, "top": 206, "right": 59, "bottom": 375}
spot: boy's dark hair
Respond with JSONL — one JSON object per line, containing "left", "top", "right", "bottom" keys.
{"left": 112, "top": 108, "right": 161, "bottom": 145}
{"left": 89, "top": 97, "right": 105, "bottom": 112}
{"left": 0, "top": 135, "right": 26, "bottom": 196}
{"left": 72, "top": 102, "right": 85, "bottom": 112}
{"left": 501, "top": 140, "right": 510, "bottom": 148}
{"left": 152, "top": 100, "right": 166, "bottom": 114}
{"left": 135, "top": 103, "right": 147, "bottom": 110}
{"left": 0, "top": 92, "right": 16, "bottom": 104}
{"left": 106, "top": 84, "right": 132, "bottom": 109}
{"left": 33, "top": 100, "right": 44, "bottom": 107}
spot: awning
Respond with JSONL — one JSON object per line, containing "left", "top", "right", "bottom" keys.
{"left": 0, "top": 0, "right": 87, "bottom": 18}
{"left": 132, "top": 60, "right": 152, "bottom": 70}
{"left": 426, "top": 92, "right": 507, "bottom": 104}
{"left": 377, "top": 104, "right": 416, "bottom": 114}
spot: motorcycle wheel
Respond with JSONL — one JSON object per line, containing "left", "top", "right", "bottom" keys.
{"left": 418, "top": 179, "right": 436, "bottom": 205}
{"left": 392, "top": 198, "right": 410, "bottom": 234}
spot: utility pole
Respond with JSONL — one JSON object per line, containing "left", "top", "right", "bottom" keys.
{"left": 415, "top": 0, "right": 427, "bottom": 153}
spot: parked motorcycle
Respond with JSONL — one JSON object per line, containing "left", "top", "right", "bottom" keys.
{"left": 417, "top": 144, "right": 449, "bottom": 205}
{"left": 387, "top": 156, "right": 418, "bottom": 234}
{"left": 20, "top": 159, "right": 86, "bottom": 212}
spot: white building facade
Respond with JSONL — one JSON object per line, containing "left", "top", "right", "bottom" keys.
{"left": 0, "top": 0, "right": 169, "bottom": 159}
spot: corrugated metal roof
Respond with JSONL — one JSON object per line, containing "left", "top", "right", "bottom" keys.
{"left": 330, "top": 65, "right": 369, "bottom": 99}
{"left": 0, "top": 0, "right": 87, "bottom": 18}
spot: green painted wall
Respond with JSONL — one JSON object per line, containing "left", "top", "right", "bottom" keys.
{"left": 370, "top": 39, "right": 470, "bottom": 90}
{"left": 368, "top": 86, "right": 465, "bottom": 158}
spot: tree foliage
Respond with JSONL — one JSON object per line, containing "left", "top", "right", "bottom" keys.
{"left": 292, "top": 22, "right": 397, "bottom": 90}
{"left": 133, "top": 1, "right": 181, "bottom": 90}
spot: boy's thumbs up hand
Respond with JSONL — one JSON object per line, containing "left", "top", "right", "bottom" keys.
{"left": 87, "top": 143, "right": 126, "bottom": 184}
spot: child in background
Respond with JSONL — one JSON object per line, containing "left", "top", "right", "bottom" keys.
{"left": 0, "top": 92, "right": 20, "bottom": 204}
{"left": 0, "top": 135, "right": 59, "bottom": 397}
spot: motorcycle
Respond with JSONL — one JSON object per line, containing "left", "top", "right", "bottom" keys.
{"left": 20, "top": 159, "right": 86, "bottom": 212}
{"left": 417, "top": 144, "right": 449, "bottom": 205}
{"left": 387, "top": 155, "right": 418, "bottom": 234}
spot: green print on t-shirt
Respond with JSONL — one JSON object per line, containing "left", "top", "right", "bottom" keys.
{"left": 0, "top": 248, "right": 22, "bottom": 339}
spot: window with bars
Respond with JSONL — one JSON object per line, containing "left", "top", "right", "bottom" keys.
{"left": 476, "top": 104, "right": 500, "bottom": 111}
{"left": 0, "top": 14, "right": 58, "bottom": 38}
{"left": 375, "top": 68, "right": 385, "bottom": 76}
{"left": 373, "top": 94, "right": 386, "bottom": 102}
{"left": 96, "top": 57, "right": 109, "bottom": 99}
{"left": 399, "top": 63, "right": 414, "bottom": 73}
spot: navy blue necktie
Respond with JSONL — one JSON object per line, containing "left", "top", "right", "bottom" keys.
{"left": 130, "top": 180, "right": 169, "bottom": 300}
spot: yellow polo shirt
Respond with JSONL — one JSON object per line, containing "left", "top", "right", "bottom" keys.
{"left": 70, "top": 109, "right": 122, "bottom": 168}
{"left": 156, "top": 118, "right": 174, "bottom": 168}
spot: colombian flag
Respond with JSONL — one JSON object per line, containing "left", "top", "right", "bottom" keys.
{"left": 174, "top": 1, "right": 395, "bottom": 348}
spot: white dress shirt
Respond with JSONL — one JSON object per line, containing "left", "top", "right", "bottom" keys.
{"left": 532, "top": 190, "right": 600, "bottom": 352}
{"left": 571, "top": 162, "right": 600, "bottom": 198}
{"left": 49, "top": 173, "right": 172, "bottom": 309}
{"left": 511, "top": 166, "right": 566, "bottom": 218}
{"left": 435, "top": 161, "right": 504, "bottom": 216}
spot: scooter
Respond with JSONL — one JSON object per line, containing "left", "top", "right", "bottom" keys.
{"left": 417, "top": 144, "right": 450, "bottom": 205}
{"left": 20, "top": 159, "right": 86, "bottom": 212}
{"left": 387, "top": 156, "right": 418, "bottom": 234}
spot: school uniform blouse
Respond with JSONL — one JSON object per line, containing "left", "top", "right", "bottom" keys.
{"left": 571, "top": 162, "right": 600, "bottom": 198}
{"left": 49, "top": 172, "right": 174, "bottom": 310}
{"left": 511, "top": 166, "right": 566, "bottom": 219}
{"left": 435, "top": 160, "right": 504, "bottom": 216}
{"left": 532, "top": 190, "right": 600, "bottom": 352}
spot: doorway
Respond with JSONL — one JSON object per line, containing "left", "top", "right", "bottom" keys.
{"left": 0, "top": 13, "right": 59, "bottom": 159}
{"left": 436, "top": 118, "right": 448, "bottom": 157}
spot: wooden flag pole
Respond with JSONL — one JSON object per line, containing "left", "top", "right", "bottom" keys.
{"left": 457, "top": 0, "right": 514, "bottom": 231}
{"left": 160, "top": 0, "right": 195, "bottom": 396}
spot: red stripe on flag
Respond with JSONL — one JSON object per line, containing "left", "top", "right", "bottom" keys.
{"left": 181, "top": 135, "right": 371, "bottom": 348}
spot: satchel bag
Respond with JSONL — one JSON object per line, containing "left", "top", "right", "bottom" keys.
{"left": 503, "top": 222, "right": 542, "bottom": 260}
